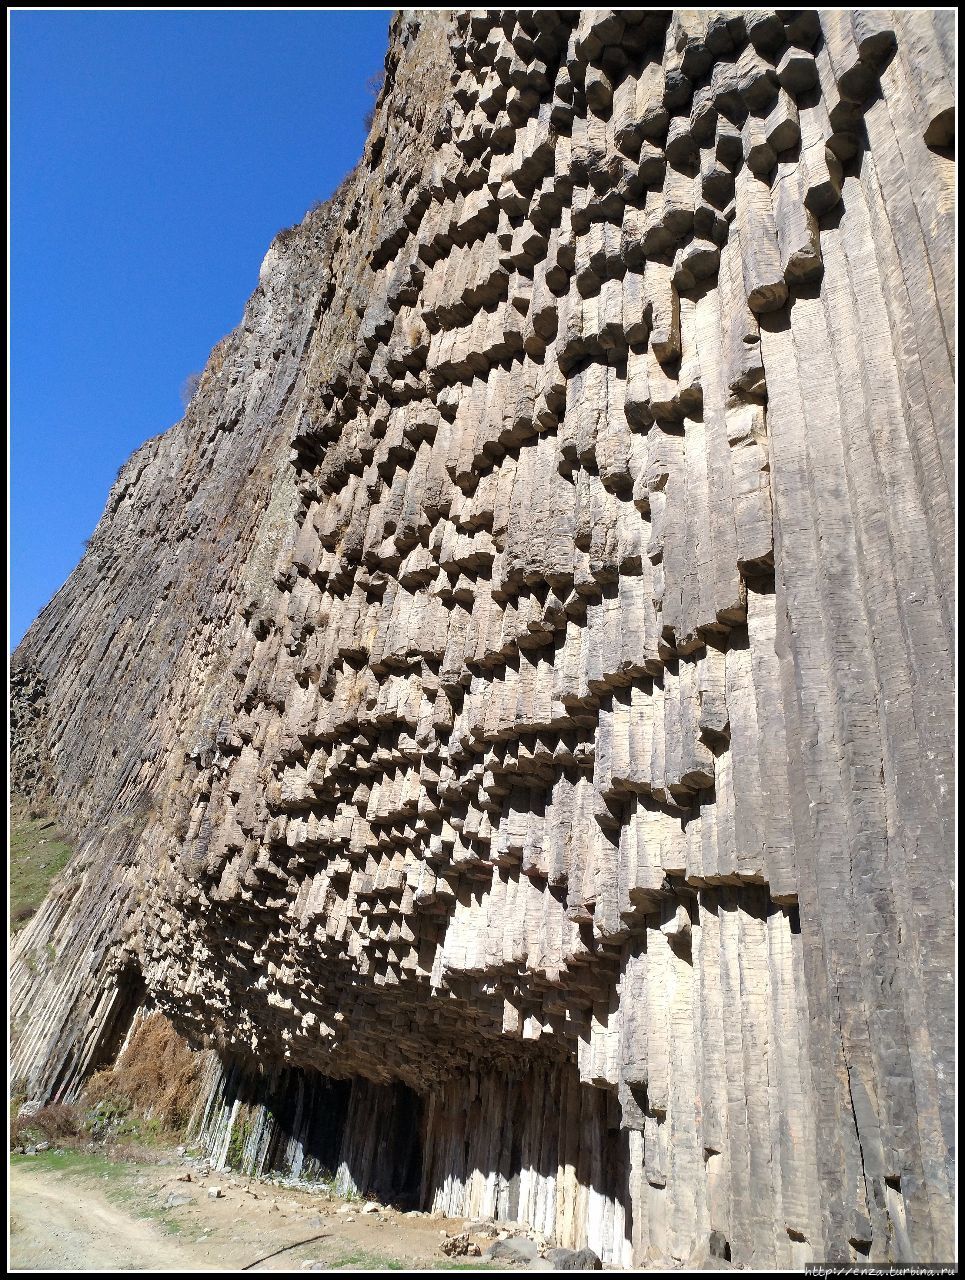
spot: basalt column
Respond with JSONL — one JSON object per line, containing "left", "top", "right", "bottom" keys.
{"left": 11, "top": 10, "right": 954, "bottom": 1269}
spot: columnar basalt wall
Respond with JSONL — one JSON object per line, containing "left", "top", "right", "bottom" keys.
{"left": 11, "top": 10, "right": 954, "bottom": 1268}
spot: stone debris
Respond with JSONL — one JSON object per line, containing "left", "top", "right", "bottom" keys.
{"left": 9, "top": 7, "right": 955, "bottom": 1273}
{"left": 465, "top": 1219, "right": 499, "bottom": 1238}
{"left": 440, "top": 1233, "right": 481, "bottom": 1258}
{"left": 163, "top": 1192, "right": 194, "bottom": 1210}
{"left": 684, "top": 1227, "right": 735, "bottom": 1269}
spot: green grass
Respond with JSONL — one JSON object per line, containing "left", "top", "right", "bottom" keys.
{"left": 11, "top": 1149, "right": 122, "bottom": 1177}
{"left": 329, "top": 1250, "right": 407, "bottom": 1270}
{"left": 9, "top": 794, "right": 74, "bottom": 933}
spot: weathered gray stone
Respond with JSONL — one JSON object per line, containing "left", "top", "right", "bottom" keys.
{"left": 9, "top": 8, "right": 955, "bottom": 1274}
{"left": 544, "top": 1246, "right": 602, "bottom": 1270}
{"left": 484, "top": 1237, "right": 540, "bottom": 1264}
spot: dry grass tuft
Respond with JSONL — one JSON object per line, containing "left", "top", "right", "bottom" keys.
{"left": 85, "top": 1012, "right": 203, "bottom": 1134}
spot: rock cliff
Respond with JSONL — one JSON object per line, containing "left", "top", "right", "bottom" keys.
{"left": 11, "top": 9, "right": 955, "bottom": 1268}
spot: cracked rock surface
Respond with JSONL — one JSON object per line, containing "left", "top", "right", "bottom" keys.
{"left": 11, "top": 9, "right": 954, "bottom": 1269}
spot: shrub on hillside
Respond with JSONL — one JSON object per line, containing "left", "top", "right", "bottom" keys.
{"left": 85, "top": 1012, "right": 203, "bottom": 1134}
{"left": 11, "top": 1102, "right": 83, "bottom": 1149}
{"left": 180, "top": 371, "right": 202, "bottom": 409}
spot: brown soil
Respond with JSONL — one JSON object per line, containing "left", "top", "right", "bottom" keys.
{"left": 9, "top": 1150, "right": 499, "bottom": 1272}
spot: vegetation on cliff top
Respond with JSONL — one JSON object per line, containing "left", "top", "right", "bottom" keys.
{"left": 9, "top": 793, "right": 73, "bottom": 934}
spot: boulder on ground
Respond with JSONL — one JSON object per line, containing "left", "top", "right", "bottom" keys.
{"left": 483, "top": 1237, "right": 540, "bottom": 1264}
{"left": 545, "top": 1246, "right": 602, "bottom": 1270}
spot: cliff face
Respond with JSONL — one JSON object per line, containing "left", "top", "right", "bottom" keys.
{"left": 11, "top": 9, "right": 954, "bottom": 1268}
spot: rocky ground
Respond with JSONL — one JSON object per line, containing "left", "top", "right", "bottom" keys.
{"left": 9, "top": 1145, "right": 628, "bottom": 1272}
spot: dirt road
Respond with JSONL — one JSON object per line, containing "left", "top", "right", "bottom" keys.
{"left": 10, "top": 1162, "right": 208, "bottom": 1270}
{"left": 9, "top": 1151, "right": 475, "bottom": 1271}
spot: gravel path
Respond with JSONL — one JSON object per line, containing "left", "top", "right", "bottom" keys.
{"left": 10, "top": 1162, "right": 207, "bottom": 1270}
{"left": 9, "top": 1153, "right": 476, "bottom": 1272}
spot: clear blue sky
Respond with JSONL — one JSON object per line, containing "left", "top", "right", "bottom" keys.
{"left": 10, "top": 9, "right": 392, "bottom": 649}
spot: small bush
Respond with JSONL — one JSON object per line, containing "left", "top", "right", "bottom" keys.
{"left": 180, "top": 371, "right": 202, "bottom": 409}
{"left": 364, "top": 68, "right": 386, "bottom": 131}
{"left": 11, "top": 1102, "right": 83, "bottom": 1149}
{"left": 273, "top": 222, "right": 302, "bottom": 249}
